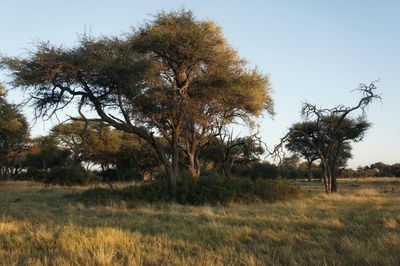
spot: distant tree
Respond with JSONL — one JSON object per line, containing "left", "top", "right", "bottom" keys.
{"left": 51, "top": 120, "right": 93, "bottom": 164}
{"left": 276, "top": 83, "right": 380, "bottom": 192}
{"left": 368, "top": 162, "right": 400, "bottom": 177}
{"left": 113, "top": 132, "right": 160, "bottom": 181}
{"left": 52, "top": 120, "right": 160, "bottom": 183}
{"left": 25, "top": 136, "right": 71, "bottom": 181}
{"left": 286, "top": 126, "right": 353, "bottom": 181}
{"left": 0, "top": 83, "right": 29, "bottom": 179}
{"left": 2, "top": 10, "right": 273, "bottom": 194}
{"left": 83, "top": 123, "right": 122, "bottom": 189}
{"left": 369, "top": 162, "right": 388, "bottom": 176}
{"left": 203, "top": 130, "right": 264, "bottom": 177}
{"left": 285, "top": 124, "right": 319, "bottom": 180}
{"left": 248, "top": 161, "right": 278, "bottom": 179}
{"left": 278, "top": 154, "right": 301, "bottom": 179}
{"left": 390, "top": 164, "right": 400, "bottom": 177}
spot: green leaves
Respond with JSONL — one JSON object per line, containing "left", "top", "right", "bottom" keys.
{"left": 1, "top": 9, "right": 274, "bottom": 183}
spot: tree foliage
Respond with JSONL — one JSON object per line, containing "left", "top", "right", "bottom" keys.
{"left": 278, "top": 83, "right": 379, "bottom": 192}
{"left": 2, "top": 9, "right": 273, "bottom": 194}
{"left": 0, "top": 83, "right": 29, "bottom": 178}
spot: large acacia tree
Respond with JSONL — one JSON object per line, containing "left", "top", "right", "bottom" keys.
{"left": 2, "top": 10, "right": 272, "bottom": 193}
{"left": 129, "top": 10, "right": 273, "bottom": 178}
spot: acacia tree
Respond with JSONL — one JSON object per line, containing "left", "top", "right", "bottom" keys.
{"left": 51, "top": 120, "right": 93, "bottom": 164}
{"left": 202, "top": 129, "right": 265, "bottom": 177}
{"left": 0, "top": 83, "right": 29, "bottom": 179}
{"left": 2, "top": 10, "right": 272, "bottom": 193}
{"left": 115, "top": 140, "right": 160, "bottom": 181}
{"left": 285, "top": 123, "right": 319, "bottom": 180}
{"left": 279, "top": 83, "right": 379, "bottom": 192}
{"left": 130, "top": 10, "right": 273, "bottom": 178}
{"left": 24, "top": 136, "right": 71, "bottom": 181}
{"left": 286, "top": 125, "right": 353, "bottom": 181}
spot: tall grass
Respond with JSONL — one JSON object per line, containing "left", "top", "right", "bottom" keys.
{"left": 0, "top": 179, "right": 399, "bottom": 265}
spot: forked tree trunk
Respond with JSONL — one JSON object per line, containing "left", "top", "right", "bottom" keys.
{"left": 187, "top": 149, "right": 201, "bottom": 178}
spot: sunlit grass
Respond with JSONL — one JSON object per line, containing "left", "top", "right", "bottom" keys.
{"left": 0, "top": 178, "right": 399, "bottom": 265}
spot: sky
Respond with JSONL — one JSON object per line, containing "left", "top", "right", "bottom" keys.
{"left": 0, "top": 0, "right": 399, "bottom": 168}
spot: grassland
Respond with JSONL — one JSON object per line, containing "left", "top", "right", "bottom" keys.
{"left": 0, "top": 178, "right": 399, "bottom": 265}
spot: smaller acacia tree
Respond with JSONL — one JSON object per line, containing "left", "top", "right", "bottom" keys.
{"left": 25, "top": 136, "right": 71, "bottom": 181}
{"left": 285, "top": 124, "right": 319, "bottom": 180}
{"left": 202, "top": 129, "right": 264, "bottom": 177}
{"left": 51, "top": 120, "right": 93, "bottom": 164}
{"left": 51, "top": 120, "right": 160, "bottom": 183}
{"left": 0, "top": 83, "right": 29, "bottom": 179}
{"left": 277, "top": 83, "right": 380, "bottom": 192}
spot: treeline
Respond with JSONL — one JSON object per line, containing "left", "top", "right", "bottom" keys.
{"left": 0, "top": 114, "right": 282, "bottom": 185}
{"left": 342, "top": 163, "right": 400, "bottom": 178}
{"left": 0, "top": 85, "right": 281, "bottom": 185}
{"left": 270, "top": 155, "right": 400, "bottom": 180}
{"left": 1, "top": 81, "right": 395, "bottom": 189}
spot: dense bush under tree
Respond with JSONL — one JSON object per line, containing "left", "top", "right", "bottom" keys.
{"left": 71, "top": 175, "right": 303, "bottom": 206}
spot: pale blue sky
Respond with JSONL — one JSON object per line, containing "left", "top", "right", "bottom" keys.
{"left": 1, "top": 0, "right": 399, "bottom": 168}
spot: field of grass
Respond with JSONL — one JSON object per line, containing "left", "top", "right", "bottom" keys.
{"left": 1, "top": 178, "right": 399, "bottom": 265}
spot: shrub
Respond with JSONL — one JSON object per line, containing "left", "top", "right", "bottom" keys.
{"left": 74, "top": 175, "right": 303, "bottom": 206}
{"left": 102, "top": 168, "right": 119, "bottom": 182}
{"left": 249, "top": 162, "right": 279, "bottom": 179}
{"left": 120, "top": 168, "right": 143, "bottom": 181}
{"left": 48, "top": 164, "right": 91, "bottom": 185}
{"left": 25, "top": 167, "right": 45, "bottom": 181}
{"left": 230, "top": 162, "right": 279, "bottom": 180}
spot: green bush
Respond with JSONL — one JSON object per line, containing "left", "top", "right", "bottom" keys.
{"left": 74, "top": 175, "right": 303, "bottom": 206}
{"left": 25, "top": 167, "right": 45, "bottom": 181}
{"left": 102, "top": 168, "right": 119, "bottom": 182}
{"left": 48, "top": 164, "right": 91, "bottom": 185}
{"left": 230, "top": 162, "right": 279, "bottom": 180}
{"left": 120, "top": 168, "right": 143, "bottom": 181}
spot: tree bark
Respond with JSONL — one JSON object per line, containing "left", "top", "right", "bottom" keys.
{"left": 322, "top": 164, "right": 329, "bottom": 193}
{"left": 307, "top": 160, "right": 312, "bottom": 182}
{"left": 101, "top": 164, "right": 114, "bottom": 191}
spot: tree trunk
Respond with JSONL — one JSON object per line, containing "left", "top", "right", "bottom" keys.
{"left": 171, "top": 130, "right": 180, "bottom": 194}
{"left": 145, "top": 132, "right": 177, "bottom": 195}
{"left": 194, "top": 154, "right": 201, "bottom": 177}
{"left": 330, "top": 145, "right": 341, "bottom": 193}
{"left": 322, "top": 164, "right": 329, "bottom": 193}
{"left": 187, "top": 151, "right": 201, "bottom": 178}
{"left": 307, "top": 161, "right": 312, "bottom": 181}
{"left": 331, "top": 163, "right": 338, "bottom": 192}
{"left": 327, "top": 165, "right": 333, "bottom": 193}
{"left": 101, "top": 165, "right": 114, "bottom": 190}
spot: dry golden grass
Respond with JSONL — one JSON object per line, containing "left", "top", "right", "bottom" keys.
{"left": 0, "top": 178, "right": 399, "bottom": 265}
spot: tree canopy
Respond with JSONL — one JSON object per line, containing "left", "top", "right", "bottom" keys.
{"left": 0, "top": 83, "right": 29, "bottom": 178}
{"left": 278, "top": 83, "right": 379, "bottom": 192}
{"left": 2, "top": 9, "right": 273, "bottom": 193}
